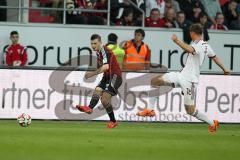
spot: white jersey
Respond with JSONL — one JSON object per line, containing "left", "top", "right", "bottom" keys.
{"left": 180, "top": 40, "right": 216, "bottom": 83}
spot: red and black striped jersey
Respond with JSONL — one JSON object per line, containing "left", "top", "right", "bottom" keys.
{"left": 96, "top": 46, "right": 122, "bottom": 77}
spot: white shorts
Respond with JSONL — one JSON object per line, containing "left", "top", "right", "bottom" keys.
{"left": 162, "top": 72, "right": 198, "bottom": 105}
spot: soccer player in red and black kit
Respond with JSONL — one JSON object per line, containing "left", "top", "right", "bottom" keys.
{"left": 76, "top": 34, "right": 122, "bottom": 129}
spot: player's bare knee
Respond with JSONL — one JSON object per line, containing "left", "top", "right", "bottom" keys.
{"left": 185, "top": 105, "right": 195, "bottom": 115}
{"left": 151, "top": 76, "right": 164, "bottom": 86}
{"left": 150, "top": 78, "right": 157, "bottom": 86}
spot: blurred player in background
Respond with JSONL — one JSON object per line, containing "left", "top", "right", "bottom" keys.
{"left": 5, "top": 31, "right": 28, "bottom": 67}
{"left": 137, "top": 23, "right": 230, "bottom": 133}
{"left": 76, "top": 34, "right": 122, "bottom": 129}
{"left": 106, "top": 33, "right": 125, "bottom": 69}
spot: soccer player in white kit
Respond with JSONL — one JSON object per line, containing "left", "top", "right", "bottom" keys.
{"left": 137, "top": 23, "right": 230, "bottom": 133}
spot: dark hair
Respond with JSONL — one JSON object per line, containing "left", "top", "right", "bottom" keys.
{"left": 150, "top": 8, "right": 160, "bottom": 14}
{"left": 190, "top": 23, "right": 203, "bottom": 35}
{"left": 215, "top": 12, "right": 223, "bottom": 19}
{"left": 199, "top": 12, "right": 207, "bottom": 19}
{"left": 135, "top": 28, "right": 145, "bottom": 37}
{"left": 122, "top": 8, "right": 134, "bottom": 18}
{"left": 230, "top": 0, "right": 237, "bottom": 3}
{"left": 165, "top": 0, "right": 173, "bottom": 3}
{"left": 177, "top": 11, "right": 185, "bottom": 16}
{"left": 10, "top": 31, "right": 18, "bottom": 36}
{"left": 90, "top": 34, "right": 101, "bottom": 41}
{"left": 108, "top": 33, "right": 118, "bottom": 44}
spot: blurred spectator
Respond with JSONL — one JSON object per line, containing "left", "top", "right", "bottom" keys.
{"left": 230, "top": 14, "right": 240, "bottom": 29}
{"left": 66, "top": 0, "right": 87, "bottom": 24}
{"left": 0, "top": 0, "right": 7, "bottom": 21}
{"left": 5, "top": 31, "right": 28, "bottom": 67}
{"left": 51, "top": 0, "right": 63, "bottom": 22}
{"left": 89, "top": 0, "right": 108, "bottom": 25}
{"left": 84, "top": 0, "right": 105, "bottom": 25}
{"left": 222, "top": 0, "right": 238, "bottom": 28}
{"left": 145, "top": 8, "right": 165, "bottom": 27}
{"left": 110, "top": 0, "right": 131, "bottom": 24}
{"left": 199, "top": 12, "right": 212, "bottom": 28}
{"left": 174, "top": 11, "right": 192, "bottom": 43}
{"left": 165, "top": 0, "right": 180, "bottom": 14}
{"left": 177, "top": 0, "right": 205, "bottom": 23}
{"left": 116, "top": 8, "right": 137, "bottom": 26}
{"left": 201, "top": 0, "right": 222, "bottom": 24}
{"left": 146, "top": 0, "right": 166, "bottom": 18}
{"left": 94, "top": 0, "right": 108, "bottom": 20}
{"left": 106, "top": 33, "right": 125, "bottom": 69}
{"left": 198, "top": 12, "right": 210, "bottom": 41}
{"left": 163, "top": 8, "right": 176, "bottom": 28}
{"left": 131, "top": 0, "right": 145, "bottom": 25}
{"left": 210, "top": 12, "right": 228, "bottom": 30}
{"left": 66, "top": 0, "right": 105, "bottom": 25}
{"left": 123, "top": 29, "right": 151, "bottom": 70}
{"left": 39, "top": 0, "right": 63, "bottom": 23}
{"left": 94, "top": 0, "right": 108, "bottom": 11}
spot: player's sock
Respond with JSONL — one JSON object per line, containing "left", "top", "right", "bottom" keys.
{"left": 148, "top": 86, "right": 159, "bottom": 110}
{"left": 89, "top": 94, "right": 100, "bottom": 109}
{"left": 193, "top": 110, "right": 214, "bottom": 125}
{"left": 105, "top": 104, "right": 116, "bottom": 122}
{"left": 149, "top": 97, "right": 157, "bottom": 110}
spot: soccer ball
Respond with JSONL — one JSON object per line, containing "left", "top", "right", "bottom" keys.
{"left": 17, "top": 113, "right": 31, "bottom": 127}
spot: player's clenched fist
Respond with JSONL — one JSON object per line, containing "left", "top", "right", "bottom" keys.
{"left": 84, "top": 72, "right": 93, "bottom": 79}
{"left": 171, "top": 34, "right": 178, "bottom": 42}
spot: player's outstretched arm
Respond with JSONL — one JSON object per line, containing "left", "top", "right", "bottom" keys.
{"left": 212, "top": 56, "right": 230, "bottom": 75}
{"left": 171, "top": 34, "right": 195, "bottom": 54}
{"left": 85, "top": 64, "right": 109, "bottom": 79}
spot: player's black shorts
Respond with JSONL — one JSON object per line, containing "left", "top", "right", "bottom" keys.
{"left": 97, "top": 74, "right": 122, "bottom": 96}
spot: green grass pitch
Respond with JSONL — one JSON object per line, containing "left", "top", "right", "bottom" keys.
{"left": 0, "top": 120, "right": 239, "bottom": 160}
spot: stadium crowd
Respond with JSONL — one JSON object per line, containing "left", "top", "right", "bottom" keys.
{"left": 0, "top": 0, "right": 240, "bottom": 30}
